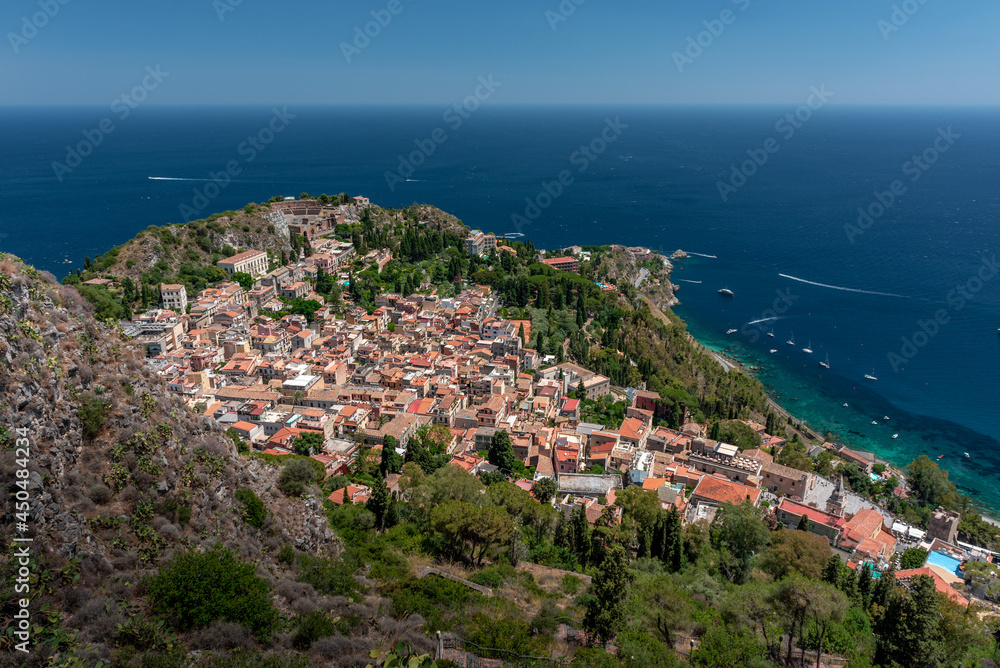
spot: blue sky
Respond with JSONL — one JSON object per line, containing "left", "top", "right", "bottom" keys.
{"left": 3, "top": 0, "right": 999, "bottom": 105}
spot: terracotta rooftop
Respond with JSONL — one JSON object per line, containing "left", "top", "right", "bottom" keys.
{"left": 691, "top": 476, "right": 761, "bottom": 507}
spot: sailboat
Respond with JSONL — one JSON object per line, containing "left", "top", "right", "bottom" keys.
{"left": 819, "top": 354, "right": 830, "bottom": 369}
{"left": 802, "top": 340, "right": 814, "bottom": 354}
{"left": 786, "top": 331, "right": 795, "bottom": 346}
{"left": 767, "top": 327, "right": 775, "bottom": 338}
{"left": 864, "top": 369, "right": 878, "bottom": 381}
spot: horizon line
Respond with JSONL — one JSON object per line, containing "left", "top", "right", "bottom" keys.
{"left": 3, "top": 102, "right": 1000, "bottom": 109}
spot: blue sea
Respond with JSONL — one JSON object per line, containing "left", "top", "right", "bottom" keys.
{"left": 2, "top": 105, "right": 998, "bottom": 513}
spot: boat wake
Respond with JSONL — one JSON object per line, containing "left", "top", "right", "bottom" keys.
{"left": 149, "top": 176, "right": 278, "bottom": 184}
{"left": 778, "top": 274, "right": 908, "bottom": 298}
{"left": 687, "top": 252, "right": 717, "bottom": 259}
{"left": 746, "top": 315, "right": 788, "bottom": 325}
{"left": 677, "top": 279, "right": 702, "bottom": 284}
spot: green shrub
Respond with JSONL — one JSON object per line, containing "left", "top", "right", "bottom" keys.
{"left": 295, "top": 554, "right": 363, "bottom": 600}
{"left": 291, "top": 610, "right": 336, "bottom": 650}
{"left": 89, "top": 484, "right": 113, "bottom": 504}
{"left": 146, "top": 545, "right": 279, "bottom": 641}
{"left": 469, "top": 565, "right": 514, "bottom": 589}
{"left": 78, "top": 284, "right": 126, "bottom": 321}
{"left": 900, "top": 547, "right": 929, "bottom": 570}
{"left": 389, "top": 576, "right": 482, "bottom": 631}
{"left": 78, "top": 393, "right": 112, "bottom": 439}
{"left": 278, "top": 458, "right": 321, "bottom": 496}
{"left": 235, "top": 488, "right": 268, "bottom": 529}
{"left": 464, "top": 613, "right": 538, "bottom": 656}
{"left": 561, "top": 574, "right": 582, "bottom": 595}
{"left": 278, "top": 543, "right": 295, "bottom": 565}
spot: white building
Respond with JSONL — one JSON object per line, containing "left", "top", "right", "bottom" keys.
{"left": 159, "top": 284, "right": 188, "bottom": 313}
{"left": 218, "top": 250, "right": 269, "bottom": 278}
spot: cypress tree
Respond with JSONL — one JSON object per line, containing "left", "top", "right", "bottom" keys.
{"left": 902, "top": 574, "right": 940, "bottom": 663}
{"left": 380, "top": 435, "right": 402, "bottom": 476}
{"left": 487, "top": 430, "right": 517, "bottom": 476}
{"left": 367, "top": 477, "right": 390, "bottom": 531}
{"left": 822, "top": 554, "right": 843, "bottom": 586}
{"left": 666, "top": 507, "right": 682, "bottom": 572}
{"left": 583, "top": 543, "right": 634, "bottom": 645}
{"left": 650, "top": 512, "right": 665, "bottom": 561}
{"left": 858, "top": 562, "right": 874, "bottom": 609}
{"left": 637, "top": 525, "right": 652, "bottom": 559}
{"left": 871, "top": 562, "right": 895, "bottom": 609}
{"left": 570, "top": 507, "right": 591, "bottom": 568}
{"left": 385, "top": 495, "right": 400, "bottom": 530}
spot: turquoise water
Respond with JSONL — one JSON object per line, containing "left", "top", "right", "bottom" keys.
{"left": 677, "top": 303, "right": 1000, "bottom": 518}
{"left": 925, "top": 550, "right": 963, "bottom": 577}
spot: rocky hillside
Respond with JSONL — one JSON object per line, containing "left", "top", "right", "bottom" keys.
{"left": 75, "top": 200, "right": 469, "bottom": 290}
{"left": 590, "top": 245, "right": 678, "bottom": 311}
{"left": 0, "top": 256, "right": 367, "bottom": 666}
{"left": 85, "top": 204, "right": 287, "bottom": 287}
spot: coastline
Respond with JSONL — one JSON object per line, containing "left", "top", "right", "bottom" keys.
{"left": 669, "top": 305, "right": 1000, "bottom": 525}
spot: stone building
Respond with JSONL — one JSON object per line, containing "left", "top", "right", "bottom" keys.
{"left": 926, "top": 507, "right": 961, "bottom": 545}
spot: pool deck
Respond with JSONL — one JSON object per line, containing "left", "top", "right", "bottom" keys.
{"left": 927, "top": 564, "right": 963, "bottom": 586}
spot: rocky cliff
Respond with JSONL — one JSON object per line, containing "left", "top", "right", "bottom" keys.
{"left": 0, "top": 255, "right": 336, "bottom": 665}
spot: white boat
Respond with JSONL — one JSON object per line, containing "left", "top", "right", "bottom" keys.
{"left": 786, "top": 331, "right": 796, "bottom": 346}
{"left": 872, "top": 421, "right": 878, "bottom": 425}
{"left": 965, "top": 452, "right": 971, "bottom": 457}
{"left": 864, "top": 369, "right": 878, "bottom": 381}
{"left": 843, "top": 403, "right": 849, "bottom": 407}
{"left": 769, "top": 349, "right": 777, "bottom": 354}
{"left": 883, "top": 416, "right": 890, "bottom": 420}
{"left": 726, "top": 329, "right": 738, "bottom": 334}
{"left": 767, "top": 328, "right": 775, "bottom": 338}
{"left": 803, "top": 340, "right": 814, "bottom": 354}
{"left": 719, "top": 288, "right": 734, "bottom": 297}
{"left": 892, "top": 434, "right": 899, "bottom": 439}
{"left": 819, "top": 354, "right": 830, "bottom": 369}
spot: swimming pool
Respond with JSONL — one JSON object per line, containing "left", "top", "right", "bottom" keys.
{"left": 925, "top": 550, "right": 963, "bottom": 577}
